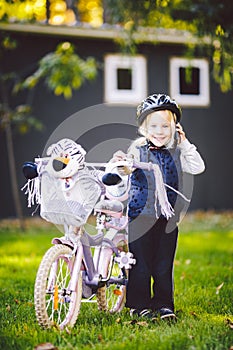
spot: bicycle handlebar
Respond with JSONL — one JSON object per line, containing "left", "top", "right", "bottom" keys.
{"left": 34, "top": 157, "right": 154, "bottom": 173}
{"left": 95, "top": 159, "right": 154, "bottom": 173}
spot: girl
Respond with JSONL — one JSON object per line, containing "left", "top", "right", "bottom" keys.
{"left": 111, "top": 93, "right": 205, "bottom": 320}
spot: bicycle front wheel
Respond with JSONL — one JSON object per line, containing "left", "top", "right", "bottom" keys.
{"left": 96, "top": 235, "right": 128, "bottom": 313}
{"left": 34, "top": 244, "right": 82, "bottom": 329}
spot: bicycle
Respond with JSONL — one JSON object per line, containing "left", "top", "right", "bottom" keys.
{"left": 22, "top": 138, "right": 136, "bottom": 330}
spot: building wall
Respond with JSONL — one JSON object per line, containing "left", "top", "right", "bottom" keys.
{"left": 0, "top": 31, "right": 232, "bottom": 218}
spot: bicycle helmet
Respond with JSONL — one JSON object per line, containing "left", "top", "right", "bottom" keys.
{"left": 136, "top": 94, "right": 181, "bottom": 125}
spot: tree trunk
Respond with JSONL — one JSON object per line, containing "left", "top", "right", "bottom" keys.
{"left": 5, "top": 121, "right": 25, "bottom": 230}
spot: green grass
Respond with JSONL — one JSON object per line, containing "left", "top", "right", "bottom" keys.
{"left": 0, "top": 212, "right": 232, "bottom": 350}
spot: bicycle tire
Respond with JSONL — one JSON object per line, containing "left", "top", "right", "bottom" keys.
{"left": 34, "top": 244, "right": 82, "bottom": 329}
{"left": 96, "top": 235, "right": 128, "bottom": 313}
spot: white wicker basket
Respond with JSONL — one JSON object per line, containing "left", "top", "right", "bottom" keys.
{"left": 40, "top": 169, "right": 102, "bottom": 226}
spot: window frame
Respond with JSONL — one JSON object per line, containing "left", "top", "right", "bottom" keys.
{"left": 104, "top": 54, "right": 147, "bottom": 104}
{"left": 170, "top": 57, "right": 210, "bottom": 107}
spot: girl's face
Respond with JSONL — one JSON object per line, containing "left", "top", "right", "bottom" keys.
{"left": 145, "top": 110, "right": 173, "bottom": 147}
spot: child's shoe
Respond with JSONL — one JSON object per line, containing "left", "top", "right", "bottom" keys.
{"left": 130, "top": 308, "right": 155, "bottom": 319}
{"left": 156, "top": 307, "right": 177, "bottom": 320}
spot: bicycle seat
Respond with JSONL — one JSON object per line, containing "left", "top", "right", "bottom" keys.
{"left": 94, "top": 199, "right": 124, "bottom": 218}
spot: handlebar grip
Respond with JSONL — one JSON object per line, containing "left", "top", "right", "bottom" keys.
{"left": 22, "top": 162, "right": 38, "bottom": 179}
{"left": 102, "top": 173, "right": 122, "bottom": 186}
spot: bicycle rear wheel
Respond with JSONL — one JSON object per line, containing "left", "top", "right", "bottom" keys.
{"left": 96, "top": 235, "right": 128, "bottom": 313}
{"left": 34, "top": 244, "right": 82, "bottom": 329}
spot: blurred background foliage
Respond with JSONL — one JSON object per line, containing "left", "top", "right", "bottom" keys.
{"left": 17, "top": 41, "right": 97, "bottom": 99}
{"left": 0, "top": 0, "right": 232, "bottom": 92}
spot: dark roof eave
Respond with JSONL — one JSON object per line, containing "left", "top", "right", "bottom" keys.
{"left": 0, "top": 22, "right": 211, "bottom": 45}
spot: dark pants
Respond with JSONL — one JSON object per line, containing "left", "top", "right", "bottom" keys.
{"left": 126, "top": 216, "right": 178, "bottom": 311}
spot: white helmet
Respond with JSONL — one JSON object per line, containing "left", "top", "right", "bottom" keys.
{"left": 137, "top": 93, "right": 181, "bottom": 125}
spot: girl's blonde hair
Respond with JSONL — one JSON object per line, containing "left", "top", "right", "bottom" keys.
{"left": 133, "top": 110, "right": 177, "bottom": 149}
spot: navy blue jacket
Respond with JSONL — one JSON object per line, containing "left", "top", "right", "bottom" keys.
{"left": 128, "top": 142, "right": 182, "bottom": 220}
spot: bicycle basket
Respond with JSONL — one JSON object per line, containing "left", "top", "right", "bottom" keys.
{"left": 40, "top": 169, "right": 102, "bottom": 226}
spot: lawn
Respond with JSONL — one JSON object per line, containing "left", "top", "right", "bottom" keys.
{"left": 0, "top": 212, "right": 232, "bottom": 350}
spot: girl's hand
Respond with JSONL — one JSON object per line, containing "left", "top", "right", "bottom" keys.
{"left": 111, "top": 150, "right": 127, "bottom": 162}
{"left": 110, "top": 150, "right": 132, "bottom": 175}
{"left": 176, "top": 123, "right": 186, "bottom": 143}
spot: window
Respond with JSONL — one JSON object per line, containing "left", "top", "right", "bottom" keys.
{"left": 104, "top": 54, "right": 147, "bottom": 104}
{"left": 170, "top": 57, "right": 210, "bottom": 107}
{"left": 117, "top": 68, "right": 132, "bottom": 90}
